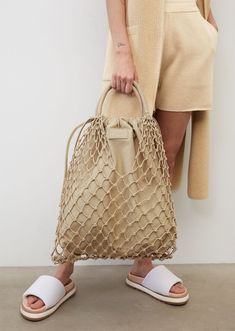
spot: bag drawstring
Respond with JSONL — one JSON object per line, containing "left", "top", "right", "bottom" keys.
{"left": 63, "top": 117, "right": 95, "bottom": 180}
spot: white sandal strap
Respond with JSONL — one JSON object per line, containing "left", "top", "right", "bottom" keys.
{"left": 22, "top": 275, "right": 66, "bottom": 309}
{"left": 142, "top": 265, "right": 183, "bottom": 296}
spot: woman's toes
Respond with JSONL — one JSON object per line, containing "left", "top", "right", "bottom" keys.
{"left": 170, "top": 282, "right": 187, "bottom": 294}
{"left": 27, "top": 295, "right": 45, "bottom": 309}
{"left": 30, "top": 298, "right": 45, "bottom": 309}
{"left": 27, "top": 295, "right": 37, "bottom": 305}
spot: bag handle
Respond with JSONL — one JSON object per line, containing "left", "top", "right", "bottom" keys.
{"left": 62, "top": 81, "right": 149, "bottom": 185}
{"left": 95, "top": 80, "right": 149, "bottom": 117}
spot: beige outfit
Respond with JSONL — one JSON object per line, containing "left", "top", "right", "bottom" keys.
{"left": 101, "top": 0, "right": 217, "bottom": 199}
{"left": 155, "top": 0, "right": 218, "bottom": 112}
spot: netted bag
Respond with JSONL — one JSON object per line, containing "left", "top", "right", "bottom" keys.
{"left": 51, "top": 81, "right": 177, "bottom": 264}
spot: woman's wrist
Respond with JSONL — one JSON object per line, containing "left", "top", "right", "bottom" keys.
{"left": 115, "top": 48, "right": 132, "bottom": 57}
{"left": 113, "top": 41, "right": 132, "bottom": 55}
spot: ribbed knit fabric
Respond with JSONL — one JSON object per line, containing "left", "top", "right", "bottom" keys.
{"left": 101, "top": 0, "right": 214, "bottom": 199}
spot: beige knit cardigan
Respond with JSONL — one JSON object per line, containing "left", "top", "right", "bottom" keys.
{"left": 101, "top": 0, "right": 212, "bottom": 200}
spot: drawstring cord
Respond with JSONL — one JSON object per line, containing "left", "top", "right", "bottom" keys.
{"left": 63, "top": 117, "right": 96, "bottom": 180}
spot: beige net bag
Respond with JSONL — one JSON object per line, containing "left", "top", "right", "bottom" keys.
{"left": 51, "top": 81, "right": 177, "bottom": 264}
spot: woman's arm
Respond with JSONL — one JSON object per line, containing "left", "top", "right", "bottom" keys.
{"left": 105, "top": 0, "right": 138, "bottom": 94}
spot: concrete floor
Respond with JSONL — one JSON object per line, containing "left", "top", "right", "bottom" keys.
{"left": 1, "top": 264, "right": 235, "bottom": 331}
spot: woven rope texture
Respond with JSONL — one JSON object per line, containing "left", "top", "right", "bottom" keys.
{"left": 50, "top": 113, "right": 177, "bottom": 264}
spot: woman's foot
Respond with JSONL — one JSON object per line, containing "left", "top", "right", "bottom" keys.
{"left": 26, "top": 261, "right": 74, "bottom": 309}
{"left": 130, "top": 258, "right": 187, "bottom": 294}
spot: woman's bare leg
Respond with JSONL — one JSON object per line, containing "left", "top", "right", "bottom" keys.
{"left": 129, "top": 109, "right": 192, "bottom": 294}
{"left": 27, "top": 261, "right": 74, "bottom": 309}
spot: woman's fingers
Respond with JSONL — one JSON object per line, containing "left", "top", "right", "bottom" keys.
{"left": 116, "top": 76, "right": 121, "bottom": 91}
{"left": 111, "top": 67, "right": 138, "bottom": 95}
{"left": 125, "top": 79, "right": 134, "bottom": 94}
{"left": 111, "top": 51, "right": 138, "bottom": 95}
{"left": 127, "top": 70, "right": 138, "bottom": 96}
{"left": 121, "top": 78, "right": 127, "bottom": 93}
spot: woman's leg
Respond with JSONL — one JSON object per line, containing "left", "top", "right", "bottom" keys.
{"left": 27, "top": 109, "right": 191, "bottom": 307}
{"left": 26, "top": 262, "right": 75, "bottom": 309}
{"left": 129, "top": 109, "right": 192, "bottom": 294}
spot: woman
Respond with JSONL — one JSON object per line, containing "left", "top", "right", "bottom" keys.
{"left": 20, "top": 0, "right": 218, "bottom": 320}
{"left": 101, "top": 0, "right": 218, "bottom": 302}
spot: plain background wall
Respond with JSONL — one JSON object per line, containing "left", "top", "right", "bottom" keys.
{"left": 0, "top": 0, "right": 234, "bottom": 266}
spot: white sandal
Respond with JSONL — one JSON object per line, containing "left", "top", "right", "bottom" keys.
{"left": 125, "top": 265, "right": 189, "bottom": 305}
{"left": 20, "top": 275, "right": 77, "bottom": 321}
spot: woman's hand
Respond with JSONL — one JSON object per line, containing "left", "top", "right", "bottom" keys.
{"left": 111, "top": 49, "right": 138, "bottom": 94}
{"left": 207, "top": 8, "right": 219, "bottom": 32}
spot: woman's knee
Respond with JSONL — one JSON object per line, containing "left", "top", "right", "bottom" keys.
{"left": 153, "top": 108, "right": 191, "bottom": 176}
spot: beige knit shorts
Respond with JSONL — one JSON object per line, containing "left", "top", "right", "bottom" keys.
{"left": 155, "top": 0, "right": 218, "bottom": 112}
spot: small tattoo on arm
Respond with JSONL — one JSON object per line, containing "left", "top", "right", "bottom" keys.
{"left": 117, "top": 42, "right": 126, "bottom": 48}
